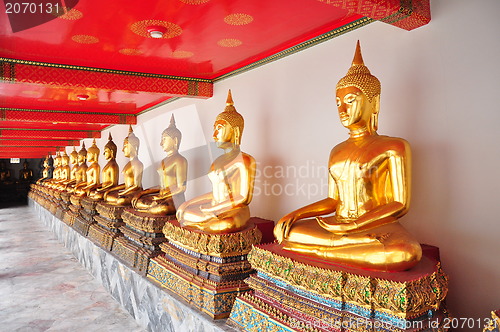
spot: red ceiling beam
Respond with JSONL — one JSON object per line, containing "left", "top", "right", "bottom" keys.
{"left": 0, "top": 59, "right": 213, "bottom": 98}
{"left": 0, "top": 108, "right": 137, "bottom": 125}
{"left": 320, "top": 0, "right": 430, "bottom": 31}
{"left": 0, "top": 129, "right": 100, "bottom": 140}
{"left": 0, "top": 153, "right": 47, "bottom": 158}
{"left": 0, "top": 139, "right": 80, "bottom": 147}
{"left": 0, "top": 146, "right": 56, "bottom": 154}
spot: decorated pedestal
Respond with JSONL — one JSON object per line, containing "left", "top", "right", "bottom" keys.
{"left": 72, "top": 197, "right": 99, "bottom": 236}
{"left": 147, "top": 218, "right": 271, "bottom": 319}
{"left": 229, "top": 243, "right": 449, "bottom": 332}
{"left": 89, "top": 202, "right": 126, "bottom": 251}
{"left": 113, "top": 209, "right": 175, "bottom": 275}
{"left": 62, "top": 194, "right": 83, "bottom": 227}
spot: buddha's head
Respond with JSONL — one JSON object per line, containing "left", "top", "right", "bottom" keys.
{"left": 87, "top": 139, "right": 100, "bottom": 163}
{"left": 123, "top": 126, "right": 140, "bottom": 158}
{"left": 104, "top": 133, "right": 117, "bottom": 161}
{"left": 78, "top": 143, "right": 87, "bottom": 164}
{"left": 61, "top": 150, "right": 69, "bottom": 166}
{"left": 23, "top": 160, "right": 29, "bottom": 169}
{"left": 161, "top": 115, "right": 182, "bottom": 154}
{"left": 70, "top": 147, "right": 79, "bottom": 166}
{"left": 336, "top": 41, "right": 381, "bottom": 133}
{"left": 214, "top": 90, "right": 244, "bottom": 148}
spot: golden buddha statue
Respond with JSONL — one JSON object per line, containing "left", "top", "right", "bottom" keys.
{"left": 88, "top": 134, "right": 119, "bottom": 200}
{"left": 67, "top": 144, "right": 88, "bottom": 193}
{"left": 103, "top": 126, "right": 143, "bottom": 206}
{"left": 51, "top": 150, "right": 71, "bottom": 190}
{"left": 36, "top": 155, "right": 53, "bottom": 184}
{"left": 131, "top": 115, "right": 188, "bottom": 215}
{"left": 0, "top": 161, "right": 12, "bottom": 183}
{"left": 50, "top": 152, "right": 61, "bottom": 183}
{"left": 176, "top": 90, "right": 256, "bottom": 234}
{"left": 73, "top": 139, "right": 100, "bottom": 197}
{"left": 19, "top": 160, "right": 33, "bottom": 182}
{"left": 274, "top": 42, "right": 422, "bottom": 272}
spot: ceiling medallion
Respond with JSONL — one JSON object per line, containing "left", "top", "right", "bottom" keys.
{"left": 119, "top": 48, "right": 143, "bottom": 56}
{"left": 217, "top": 39, "right": 243, "bottom": 48}
{"left": 224, "top": 13, "right": 254, "bottom": 26}
{"left": 178, "top": 0, "right": 210, "bottom": 4}
{"left": 170, "top": 51, "right": 194, "bottom": 59}
{"left": 71, "top": 35, "right": 99, "bottom": 44}
{"left": 131, "top": 20, "right": 182, "bottom": 39}
{"left": 57, "top": 8, "right": 83, "bottom": 20}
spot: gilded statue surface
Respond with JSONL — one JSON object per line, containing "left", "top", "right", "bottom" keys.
{"left": 88, "top": 134, "right": 119, "bottom": 200}
{"left": 104, "top": 126, "right": 143, "bottom": 206}
{"left": 51, "top": 150, "right": 71, "bottom": 190}
{"left": 176, "top": 90, "right": 256, "bottom": 234}
{"left": 73, "top": 140, "right": 100, "bottom": 197}
{"left": 36, "top": 155, "right": 53, "bottom": 184}
{"left": 67, "top": 144, "right": 88, "bottom": 193}
{"left": 274, "top": 42, "right": 421, "bottom": 272}
{"left": 132, "top": 115, "right": 187, "bottom": 215}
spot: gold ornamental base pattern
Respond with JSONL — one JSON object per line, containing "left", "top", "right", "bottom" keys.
{"left": 160, "top": 242, "right": 253, "bottom": 283}
{"left": 163, "top": 219, "right": 262, "bottom": 258}
{"left": 247, "top": 244, "right": 448, "bottom": 320}
{"left": 147, "top": 256, "right": 250, "bottom": 319}
{"left": 95, "top": 202, "right": 126, "bottom": 220}
{"left": 113, "top": 237, "right": 156, "bottom": 276}
{"left": 122, "top": 209, "right": 176, "bottom": 233}
{"left": 73, "top": 215, "right": 95, "bottom": 237}
{"left": 88, "top": 223, "right": 121, "bottom": 251}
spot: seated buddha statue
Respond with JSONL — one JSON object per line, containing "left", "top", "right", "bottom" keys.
{"left": 36, "top": 155, "right": 53, "bottom": 184}
{"left": 103, "top": 126, "right": 143, "bottom": 206}
{"left": 63, "top": 147, "right": 80, "bottom": 188}
{"left": 176, "top": 90, "right": 256, "bottom": 234}
{"left": 47, "top": 152, "right": 61, "bottom": 186}
{"left": 88, "top": 134, "right": 119, "bottom": 201}
{"left": 52, "top": 150, "right": 71, "bottom": 189}
{"left": 274, "top": 42, "right": 422, "bottom": 272}
{"left": 73, "top": 140, "right": 100, "bottom": 197}
{"left": 19, "top": 160, "right": 33, "bottom": 182}
{"left": 131, "top": 115, "right": 187, "bottom": 215}
{"left": 67, "top": 144, "right": 88, "bottom": 194}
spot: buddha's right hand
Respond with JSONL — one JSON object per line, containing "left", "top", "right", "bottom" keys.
{"left": 274, "top": 214, "right": 296, "bottom": 243}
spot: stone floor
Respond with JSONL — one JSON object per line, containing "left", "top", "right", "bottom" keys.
{"left": 0, "top": 203, "right": 145, "bottom": 332}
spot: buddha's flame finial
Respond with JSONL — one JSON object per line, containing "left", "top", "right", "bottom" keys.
{"left": 352, "top": 40, "right": 364, "bottom": 66}
{"left": 226, "top": 89, "right": 234, "bottom": 106}
{"left": 169, "top": 114, "right": 176, "bottom": 127}
{"left": 92, "top": 138, "right": 96, "bottom": 145}
{"left": 108, "top": 133, "right": 112, "bottom": 141}
{"left": 336, "top": 40, "right": 381, "bottom": 102}
{"left": 129, "top": 125, "right": 133, "bottom": 134}
{"left": 82, "top": 142, "right": 86, "bottom": 148}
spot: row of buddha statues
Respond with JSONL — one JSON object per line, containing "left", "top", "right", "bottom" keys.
{"left": 36, "top": 42, "right": 421, "bottom": 272}
{"left": 31, "top": 42, "right": 449, "bottom": 330}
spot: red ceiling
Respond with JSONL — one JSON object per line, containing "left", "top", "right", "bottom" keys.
{"left": 0, "top": 0, "right": 430, "bottom": 158}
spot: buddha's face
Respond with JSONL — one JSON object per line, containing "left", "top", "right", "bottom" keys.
{"left": 161, "top": 135, "right": 177, "bottom": 153}
{"left": 104, "top": 147, "right": 113, "bottom": 161}
{"left": 87, "top": 151, "right": 96, "bottom": 163}
{"left": 78, "top": 153, "right": 86, "bottom": 164}
{"left": 61, "top": 157, "right": 69, "bottom": 166}
{"left": 336, "top": 86, "right": 372, "bottom": 129}
{"left": 213, "top": 120, "right": 233, "bottom": 148}
{"left": 123, "top": 139, "right": 131, "bottom": 158}
{"left": 70, "top": 154, "right": 78, "bottom": 164}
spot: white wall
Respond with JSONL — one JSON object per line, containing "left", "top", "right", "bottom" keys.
{"left": 78, "top": 0, "right": 500, "bottom": 321}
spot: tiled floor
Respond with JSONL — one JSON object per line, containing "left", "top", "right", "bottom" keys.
{"left": 0, "top": 203, "right": 145, "bottom": 332}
